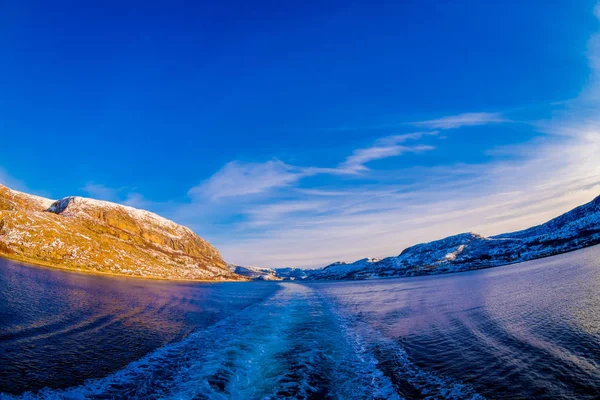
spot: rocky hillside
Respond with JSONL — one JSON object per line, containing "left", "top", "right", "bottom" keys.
{"left": 308, "top": 193, "right": 600, "bottom": 280}
{"left": 0, "top": 184, "right": 242, "bottom": 281}
{"left": 241, "top": 193, "right": 600, "bottom": 281}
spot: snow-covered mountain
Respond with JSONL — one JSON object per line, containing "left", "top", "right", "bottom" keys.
{"left": 0, "top": 184, "right": 242, "bottom": 281}
{"left": 228, "top": 265, "right": 283, "bottom": 281}
{"left": 241, "top": 193, "right": 600, "bottom": 281}
{"left": 307, "top": 258, "right": 381, "bottom": 280}
{"left": 228, "top": 265, "right": 313, "bottom": 281}
{"left": 272, "top": 267, "right": 312, "bottom": 280}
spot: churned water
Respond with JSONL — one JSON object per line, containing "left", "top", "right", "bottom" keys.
{"left": 2, "top": 245, "right": 600, "bottom": 399}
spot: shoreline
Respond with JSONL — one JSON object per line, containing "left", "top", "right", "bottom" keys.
{"left": 0, "top": 252, "right": 248, "bottom": 284}
{"left": 3, "top": 241, "right": 599, "bottom": 285}
{"left": 303, "top": 244, "right": 598, "bottom": 283}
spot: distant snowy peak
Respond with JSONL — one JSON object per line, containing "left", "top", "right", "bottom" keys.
{"left": 323, "top": 261, "right": 351, "bottom": 268}
{"left": 231, "top": 265, "right": 283, "bottom": 281}
{"left": 309, "top": 194, "right": 600, "bottom": 281}
{"left": 399, "top": 232, "right": 485, "bottom": 256}
{"left": 323, "top": 258, "right": 380, "bottom": 269}
{"left": 272, "top": 267, "right": 311, "bottom": 280}
{"left": 305, "top": 258, "right": 381, "bottom": 280}
{"left": 244, "top": 194, "right": 600, "bottom": 282}
{"left": 230, "top": 265, "right": 313, "bottom": 281}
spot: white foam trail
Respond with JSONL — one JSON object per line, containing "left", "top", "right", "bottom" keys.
{"left": 6, "top": 283, "right": 483, "bottom": 400}
{"left": 323, "top": 290, "right": 485, "bottom": 400}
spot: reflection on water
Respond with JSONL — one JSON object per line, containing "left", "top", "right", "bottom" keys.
{"left": 0, "top": 260, "right": 278, "bottom": 395}
{"left": 316, "top": 245, "right": 600, "bottom": 399}
{"left": 1, "top": 245, "right": 600, "bottom": 399}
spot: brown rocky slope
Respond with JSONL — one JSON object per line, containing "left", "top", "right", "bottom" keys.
{"left": 0, "top": 184, "right": 243, "bottom": 281}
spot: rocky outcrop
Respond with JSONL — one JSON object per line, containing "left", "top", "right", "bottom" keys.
{"left": 0, "top": 184, "right": 243, "bottom": 281}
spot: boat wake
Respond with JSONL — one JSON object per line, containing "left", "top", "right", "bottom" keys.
{"left": 9, "top": 283, "right": 483, "bottom": 400}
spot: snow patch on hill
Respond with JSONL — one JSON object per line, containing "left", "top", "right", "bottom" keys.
{"left": 229, "top": 265, "right": 283, "bottom": 281}
{"left": 0, "top": 184, "right": 237, "bottom": 281}
{"left": 47, "top": 196, "right": 197, "bottom": 241}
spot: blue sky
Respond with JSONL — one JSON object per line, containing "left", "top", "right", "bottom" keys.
{"left": 2, "top": 1, "right": 600, "bottom": 268}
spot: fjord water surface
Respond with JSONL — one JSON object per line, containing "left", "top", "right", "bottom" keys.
{"left": 1, "top": 245, "right": 600, "bottom": 399}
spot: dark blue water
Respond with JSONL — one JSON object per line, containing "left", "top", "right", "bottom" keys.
{"left": 1, "top": 245, "right": 600, "bottom": 399}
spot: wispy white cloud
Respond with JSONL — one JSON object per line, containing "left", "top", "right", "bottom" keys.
{"left": 335, "top": 131, "right": 437, "bottom": 173}
{"left": 205, "top": 32, "right": 600, "bottom": 268}
{"left": 80, "top": 103, "right": 599, "bottom": 269}
{"left": 174, "top": 96, "right": 598, "bottom": 268}
{"left": 412, "top": 112, "right": 506, "bottom": 130}
{"left": 243, "top": 200, "right": 327, "bottom": 228}
{"left": 339, "top": 144, "right": 434, "bottom": 173}
{"left": 83, "top": 97, "right": 598, "bottom": 269}
{"left": 214, "top": 162, "right": 600, "bottom": 268}
{"left": 189, "top": 160, "right": 308, "bottom": 201}
{"left": 373, "top": 131, "right": 439, "bottom": 146}
{"left": 60, "top": 5, "right": 600, "bottom": 270}
{"left": 326, "top": 112, "right": 506, "bottom": 132}
{"left": 192, "top": 132, "right": 439, "bottom": 201}
{"left": 295, "top": 188, "right": 351, "bottom": 197}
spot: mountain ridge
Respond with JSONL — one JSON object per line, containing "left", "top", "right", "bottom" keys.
{"left": 0, "top": 184, "right": 243, "bottom": 281}
{"left": 234, "top": 194, "right": 600, "bottom": 281}
{"left": 3, "top": 183, "right": 599, "bottom": 283}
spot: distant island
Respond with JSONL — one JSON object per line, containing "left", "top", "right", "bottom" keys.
{"left": 2, "top": 183, "right": 599, "bottom": 282}
{"left": 232, "top": 193, "right": 600, "bottom": 281}
{"left": 0, "top": 184, "right": 243, "bottom": 281}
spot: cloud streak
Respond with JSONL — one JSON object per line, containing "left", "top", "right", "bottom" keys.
{"left": 337, "top": 131, "right": 438, "bottom": 173}
{"left": 412, "top": 112, "right": 506, "bottom": 130}
{"left": 190, "top": 160, "right": 308, "bottom": 201}
{"left": 195, "top": 82, "right": 599, "bottom": 268}
{"left": 192, "top": 131, "right": 441, "bottom": 201}
{"left": 66, "top": 5, "right": 600, "bottom": 269}
{"left": 339, "top": 144, "right": 434, "bottom": 173}
{"left": 325, "top": 112, "right": 506, "bottom": 132}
